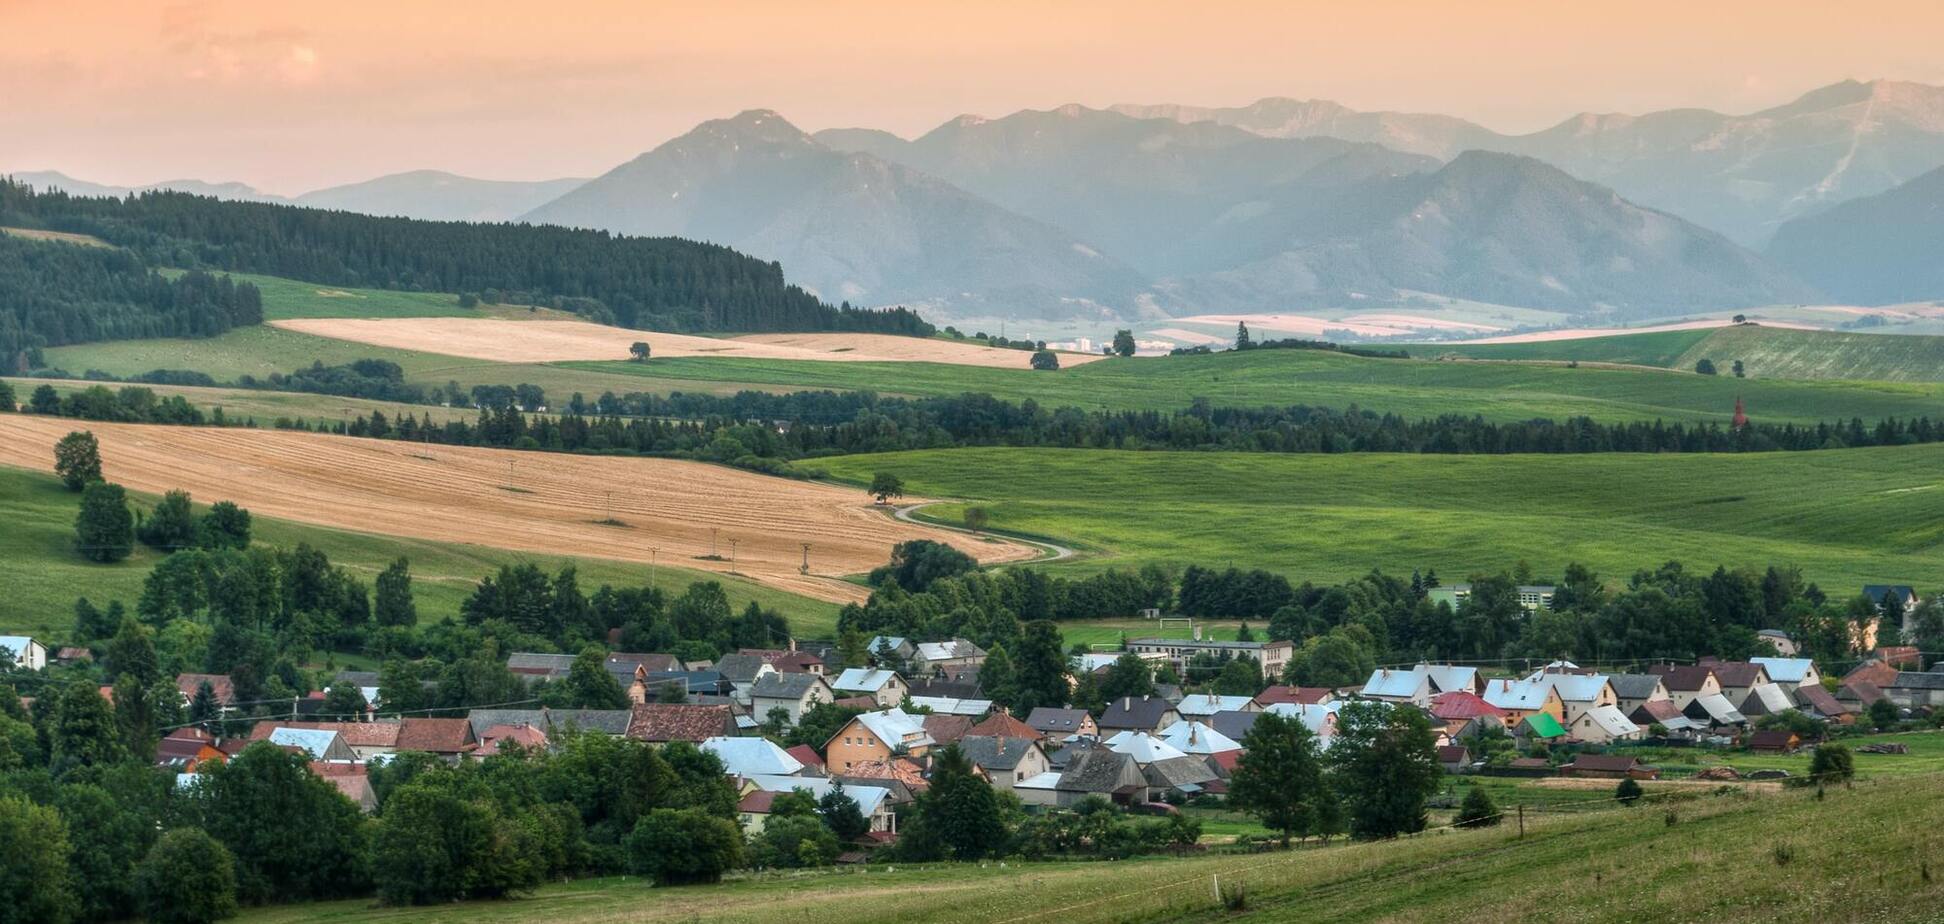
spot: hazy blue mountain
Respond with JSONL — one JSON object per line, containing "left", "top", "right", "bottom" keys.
{"left": 524, "top": 110, "right": 1152, "bottom": 321}
{"left": 1163, "top": 151, "right": 1819, "bottom": 317}
{"left": 1767, "top": 164, "right": 1944, "bottom": 304}
{"left": 5, "top": 170, "right": 282, "bottom": 202}
{"left": 295, "top": 170, "right": 587, "bottom": 222}
{"left": 1124, "top": 80, "right": 1944, "bottom": 246}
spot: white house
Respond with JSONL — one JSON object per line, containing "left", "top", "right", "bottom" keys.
{"left": 832, "top": 668, "right": 907, "bottom": 707}
{"left": 0, "top": 636, "right": 48, "bottom": 672}
{"left": 747, "top": 672, "right": 833, "bottom": 728}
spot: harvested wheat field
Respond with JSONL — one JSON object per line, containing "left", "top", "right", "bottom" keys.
{"left": 270, "top": 316, "right": 1101, "bottom": 368}
{"left": 0, "top": 417, "right": 1036, "bottom": 603}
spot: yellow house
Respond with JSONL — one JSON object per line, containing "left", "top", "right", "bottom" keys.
{"left": 1480, "top": 678, "right": 1565, "bottom": 726}
{"left": 823, "top": 708, "right": 934, "bottom": 774}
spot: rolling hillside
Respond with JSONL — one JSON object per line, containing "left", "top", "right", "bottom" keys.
{"left": 808, "top": 443, "right": 1944, "bottom": 592}
{"left": 232, "top": 772, "right": 1944, "bottom": 923}
{"left": 1429, "top": 325, "right": 1944, "bottom": 382}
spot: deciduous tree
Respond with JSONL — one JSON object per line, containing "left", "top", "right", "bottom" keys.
{"left": 54, "top": 429, "right": 102, "bottom": 490}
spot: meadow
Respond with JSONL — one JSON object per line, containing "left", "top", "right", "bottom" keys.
{"left": 1, "top": 376, "right": 480, "bottom": 427}
{"left": 230, "top": 769, "right": 1944, "bottom": 923}
{"left": 0, "top": 466, "right": 840, "bottom": 642}
{"left": 1426, "top": 324, "right": 1944, "bottom": 383}
{"left": 807, "top": 443, "right": 1944, "bottom": 592}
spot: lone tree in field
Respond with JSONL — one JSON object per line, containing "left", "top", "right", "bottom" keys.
{"left": 629, "top": 341, "right": 651, "bottom": 361}
{"left": 1454, "top": 785, "right": 1500, "bottom": 828}
{"left": 1112, "top": 329, "right": 1137, "bottom": 357}
{"left": 868, "top": 472, "right": 905, "bottom": 504}
{"left": 54, "top": 430, "right": 102, "bottom": 490}
{"left": 1694, "top": 358, "right": 1718, "bottom": 375}
{"left": 963, "top": 506, "right": 990, "bottom": 532}
{"left": 1230, "top": 711, "right": 1332, "bottom": 846}
{"left": 75, "top": 481, "right": 135, "bottom": 563}
{"left": 1030, "top": 349, "right": 1060, "bottom": 371}
{"left": 1615, "top": 777, "right": 1644, "bottom": 805}
{"left": 1235, "top": 321, "right": 1252, "bottom": 350}
{"left": 1732, "top": 359, "right": 1746, "bottom": 378}
{"left": 1810, "top": 743, "right": 1855, "bottom": 785}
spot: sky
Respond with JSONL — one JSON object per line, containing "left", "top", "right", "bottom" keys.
{"left": 5, "top": 0, "right": 1944, "bottom": 194}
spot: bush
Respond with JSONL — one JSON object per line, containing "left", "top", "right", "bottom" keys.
{"left": 625, "top": 808, "right": 743, "bottom": 886}
{"left": 137, "top": 828, "right": 239, "bottom": 924}
{"left": 1615, "top": 778, "right": 1644, "bottom": 806}
{"left": 1808, "top": 743, "right": 1854, "bottom": 785}
{"left": 1454, "top": 786, "right": 1501, "bottom": 828}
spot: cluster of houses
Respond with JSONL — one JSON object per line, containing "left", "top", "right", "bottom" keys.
{"left": 4, "top": 589, "right": 1939, "bottom": 845}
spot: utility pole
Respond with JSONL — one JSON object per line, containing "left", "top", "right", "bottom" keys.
{"left": 801, "top": 542, "right": 811, "bottom": 575}
{"left": 711, "top": 527, "right": 719, "bottom": 559}
{"left": 729, "top": 538, "right": 739, "bottom": 572}
{"left": 1517, "top": 803, "right": 1524, "bottom": 840}
{"left": 649, "top": 547, "right": 659, "bottom": 587}
{"left": 605, "top": 491, "right": 613, "bottom": 522}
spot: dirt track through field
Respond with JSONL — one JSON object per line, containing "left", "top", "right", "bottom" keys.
{"left": 270, "top": 317, "right": 1103, "bottom": 368}
{"left": 0, "top": 417, "right": 1036, "bottom": 603}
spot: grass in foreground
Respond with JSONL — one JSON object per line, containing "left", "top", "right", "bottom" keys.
{"left": 234, "top": 771, "right": 1944, "bottom": 923}
{"left": 808, "top": 443, "right": 1944, "bottom": 591}
{"left": 0, "top": 466, "right": 839, "bottom": 643}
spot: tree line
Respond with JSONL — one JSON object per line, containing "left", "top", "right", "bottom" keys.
{"left": 0, "top": 232, "right": 262, "bottom": 369}
{"left": 0, "top": 179, "right": 931, "bottom": 338}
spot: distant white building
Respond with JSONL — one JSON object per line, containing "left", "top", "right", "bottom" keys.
{"left": 0, "top": 636, "right": 48, "bottom": 672}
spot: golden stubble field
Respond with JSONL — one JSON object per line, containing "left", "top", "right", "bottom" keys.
{"left": 0, "top": 417, "right": 1036, "bottom": 602}
{"left": 269, "top": 317, "right": 1106, "bottom": 368}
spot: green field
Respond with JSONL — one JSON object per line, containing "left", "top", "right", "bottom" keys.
{"left": 238, "top": 273, "right": 481, "bottom": 321}
{"left": 571, "top": 347, "right": 1944, "bottom": 424}
{"left": 2, "top": 376, "right": 479, "bottom": 427}
{"left": 808, "top": 444, "right": 1944, "bottom": 592}
{"left": 1424, "top": 325, "right": 1944, "bottom": 383}
{"left": 0, "top": 466, "right": 839, "bottom": 644}
{"left": 233, "top": 771, "right": 1944, "bottom": 923}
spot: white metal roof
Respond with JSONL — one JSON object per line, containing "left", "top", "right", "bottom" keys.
{"left": 853, "top": 708, "right": 933, "bottom": 751}
{"left": 1105, "top": 731, "right": 1190, "bottom": 763}
{"left": 1750, "top": 657, "right": 1815, "bottom": 684}
{"left": 1538, "top": 673, "right": 1613, "bottom": 704}
{"left": 1579, "top": 704, "right": 1641, "bottom": 738}
{"left": 702, "top": 736, "right": 805, "bottom": 777}
{"left": 744, "top": 775, "right": 891, "bottom": 816}
{"left": 907, "top": 696, "right": 993, "bottom": 716}
{"left": 1480, "top": 678, "right": 1552, "bottom": 711}
{"left": 1360, "top": 667, "right": 1430, "bottom": 699}
{"left": 267, "top": 727, "right": 340, "bottom": 758}
{"left": 1157, "top": 720, "right": 1243, "bottom": 754}
{"left": 1175, "top": 693, "right": 1255, "bottom": 717}
{"left": 833, "top": 668, "right": 901, "bottom": 693}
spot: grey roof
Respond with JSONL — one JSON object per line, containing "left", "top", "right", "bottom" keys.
{"left": 1142, "top": 754, "right": 1220, "bottom": 789}
{"left": 1890, "top": 672, "right": 1944, "bottom": 691}
{"left": 1207, "top": 710, "right": 1262, "bottom": 742}
{"left": 957, "top": 735, "right": 1044, "bottom": 772}
{"left": 1026, "top": 707, "right": 1091, "bottom": 734}
{"left": 1056, "top": 748, "right": 1138, "bottom": 793}
{"left": 1099, "top": 696, "right": 1175, "bottom": 729}
{"left": 1606, "top": 673, "right": 1667, "bottom": 700}
{"left": 506, "top": 652, "right": 577, "bottom": 674}
{"left": 750, "top": 672, "right": 828, "bottom": 700}
{"left": 465, "top": 708, "right": 631, "bottom": 739}
{"left": 334, "top": 670, "right": 381, "bottom": 687}
{"left": 712, "top": 653, "right": 770, "bottom": 685}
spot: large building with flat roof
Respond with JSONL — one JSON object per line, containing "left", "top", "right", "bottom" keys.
{"left": 1125, "top": 636, "right": 1292, "bottom": 677}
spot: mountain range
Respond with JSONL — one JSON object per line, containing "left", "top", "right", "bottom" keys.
{"left": 15, "top": 78, "right": 1944, "bottom": 327}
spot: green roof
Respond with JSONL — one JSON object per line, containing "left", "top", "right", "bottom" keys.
{"left": 1520, "top": 713, "right": 1566, "bottom": 738}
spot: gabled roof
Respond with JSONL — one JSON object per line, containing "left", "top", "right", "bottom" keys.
{"left": 1538, "top": 673, "right": 1613, "bottom": 704}
{"left": 1750, "top": 657, "right": 1816, "bottom": 684}
{"left": 1262, "top": 702, "right": 1343, "bottom": 738}
{"left": 957, "top": 735, "right": 1045, "bottom": 772}
{"left": 921, "top": 713, "right": 975, "bottom": 745}
{"left": 1208, "top": 710, "right": 1262, "bottom": 742}
{"left": 749, "top": 672, "right": 831, "bottom": 700}
{"left": 1143, "top": 754, "right": 1220, "bottom": 790}
{"left": 1889, "top": 672, "right": 1944, "bottom": 691}
{"left": 1105, "top": 731, "right": 1190, "bottom": 763}
{"left": 1863, "top": 585, "right": 1917, "bottom": 607}
{"left": 606, "top": 653, "right": 682, "bottom": 684}
{"left": 1843, "top": 660, "right": 1900, "bottom": 689}
{"left": 1025, "top": 707, "right": 1092, "bottom": 734}
{"left": 1686, "top": 692, "right": 1747, "bottom": 725}
{"left": 833, "top": 668, "right": 902, "bottom": 694}
{"left": 702, "top": 736, "right": 805, "bottom": 776}
{"left": 915, "top": 639, "right": 985, "bottom": 663}
{"left": 968, "top": 712, "right": 1038, "bottom": 739}
{"left": 1605, "top": 673, "right": 1668, "bottom": 701}
{"left": 1437, "top": 744, "right": 1470, "bottom": 763}
{"left": 865, "top": 636, "right": 912, "bottom": 658}
{"left": 1255, "top": 685, "right": 1332, "bottom": 706}
{"left": 1564, "top": 754, "right": 1641, "bottom": 773}
{"left": 738, "top": 648, "right": 824, "bottom": 673}
{"left": 1157, "top": 720, "right": 1243, "bottom": 754}
{"left": 1175, "top": 693, "right": 1257, "bottom": 717}
{"left": 1702, "top": 660, "right": 1770, "bottom": 688}
{"left": 267, "top": 727, "right": 341, "bottom": 759}
{"left": 1793, "top": 683, "right": 1852, "bottom": 717}
{"left": 465, "top": 708, "right": 632, "bottom": 739}
{"left": 395, "top": 718, "right": 476, "bottom": 753}
{"left": 1360, "top": 668, "right": 1430, "bottom": 699}
{"left": 1429, "top": 691, "right": 1505, "bottom": 721}
{"left": 1839, "top": 681, "right": 1887, "bottom": 706}
{"left": 505, "top": 652, "right": 576, "bottom": 676}
{"left": 1481, "top": 678, "right": 1553, "bottom": 711}
{"left": 1746, "top": 729, "right": 1799, "bottom": 749}
{"left": 1056, "top": 748, "right": 1140, "bottom": 793}
{"left": 839, "top": 758, "right": 929, "bottom": 793}
{"left": 712, "top": 653, "right": 773, "bottom": 685}
{"left": 476, "top": 723, "right": 547, "bottom": 756}
{"left": 1649, "top": 665, "right": 1717, "bottom": 692}
{"left": 1518, "top": 713, "right": 1566, "bottom": 738}
{"left": 626, "top": 703, "right": 736, "bottom": 742}
{"left": 250, "top": 720, "right": 402, "bottom": 748}
{"left": 176, "top": 673, "right": 236, "bottom": 706}
{"left": 1099, "top": 695, "right": 1176, "bottom": 728}
{"left": 1631, "top": 699, "right": 1686, "bottom": 724}
{"left": 742, "top": 775, "right": 890, "bottom": 816}
{"left": 1739, "top": 683, "right": 1796, "bottom": 716}
{"left": 785, "top": 744, "right": 824, "bottom": 769}
{"left": 1421, "top": 665, "right": 1480, "bottom": 695}
{"left": 1577, "top": 704, "right": 1640, "bottom": 738}
{"left": 846, "top": 709, "right": 933, "bottom": 753}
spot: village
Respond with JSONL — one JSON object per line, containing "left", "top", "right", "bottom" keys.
{"left": 6, "top": 579, "right": 1933, "bottom": 857}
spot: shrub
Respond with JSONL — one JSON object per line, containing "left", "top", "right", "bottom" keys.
{"left": 1808, "top": 743, "right": 1854, "bottom": 785}
{"left": 625, "top": 808, "right": 743, "bottom": 886}
{"left": 1455, "top": 786, "right": 1501, "bottom": 828}
{"left": 1615, "top": 778, "right": 1644, "bottom": 806}
{"left": 136, "top": 828, "right": 239, "bottom": 924}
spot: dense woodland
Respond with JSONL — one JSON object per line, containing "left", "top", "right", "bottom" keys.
{"left": 0, "top": 234, "right": 262, "bottom": 367}
{"left": 0, "top": 179, "right": 932, "bottom": 342}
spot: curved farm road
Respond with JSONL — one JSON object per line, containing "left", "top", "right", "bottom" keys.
{"left": 891, "top": 502, "right": 1077, "bottom": 564}
{"left": 0, "top": 417, "right": 1039, "bottom": 604}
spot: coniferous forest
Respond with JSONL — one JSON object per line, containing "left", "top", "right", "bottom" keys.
{"left": 0, "top": 179, "right": 933, "bottom": 361}
{"left": 0, "top": 234, "right": 263, "bottom": 366}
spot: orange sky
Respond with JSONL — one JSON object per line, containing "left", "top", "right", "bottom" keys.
{"left": 5, "top": 0, "right": 1943, "bottom": 193}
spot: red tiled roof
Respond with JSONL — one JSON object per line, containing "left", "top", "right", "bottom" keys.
{"left": 1844, "top": 660, "right": 1901, "bottom": 688}
{"left": 176, "top": 673, "right": 236, "bottom": 706}
{"left": 834, "top": 695, "right": 878, "bottom": 710}
{"left": 740, "top": 648, "right": 825, "bottom": 673}
{"left": 395, "top": 717, "right": 476, "bottom": 753}
{"left": 477, "top": 723, "right": 548, "bottom": 756}
{"left": 1429, "top": 691, "right": 1506, "bottom": 721}
{"left": 738, "top": 790, "right": 780, "bottom": 814}
{"left": 1208, "top": 750, "right": 1243, "bottom": 773}
{"left": 785, "top": 744, "right": 824, "bottom": 768}
{"left": 1255, "top": 685, "right": 1331, "bottom": 706}
{"left": 1436, "top": 745, "right": 1470, "bottom": 762}
{"left": 1701, "top": 660, "right": 1767, "bottom": 687}
{"left": 1649, "top": 665, "right": 1715, "bottom": 692}
{"left": 625, "top": 703, "right": 734, "bottom": 743}
{"left": 844, "top": 758, "right": 929, "bottom": 791}
{"left": 1794, "top": 684, "right": 1851, "bottom": 716}
{"left": 1634, "top": 699, "right": 1685, "bottom": 722}
{"left": 923, "top": 714, "right": 974, "bottom": 745}
{"left": 1840, "top": 681, "right": 1887, "bottom": 706}
{"left": 967, "top": 712, "right": 1036, "bottom": 739}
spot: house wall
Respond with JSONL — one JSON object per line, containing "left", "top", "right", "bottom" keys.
{"left": 988, "top": 749, "right": 1052, "bottom": 792}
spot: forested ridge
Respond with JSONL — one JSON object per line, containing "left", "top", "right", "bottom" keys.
{"left": 0, "top": 178, "right": 932, "bottom": 345}
{"left": 0, "top": 234, "right": 262, "bottom": 369}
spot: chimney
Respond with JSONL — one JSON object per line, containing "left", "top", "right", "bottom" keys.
{"left": 788, "top": 637, "right": 797, "bottom": 653}
{"left": 1193, "top": 624, "right": 1203, "bottom": 642}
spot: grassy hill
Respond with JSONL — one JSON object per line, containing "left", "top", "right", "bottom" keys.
{"left": 0, "top": 466, "right": 838, "bottom": 643}
{"left": 1, "top": 376, "right": 480, "bottom": 427}
{"left": 807, "top": 444, "right": 1944, "bottom": 592}
{"left": 1425, "top": 325, "right": 1944, "bottom": 383}
{"left": 569, "top": 348, "right": 1944, "bottom": 425}
{"left": 233, "top": 770, "right": 1944, "bottom": 923}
